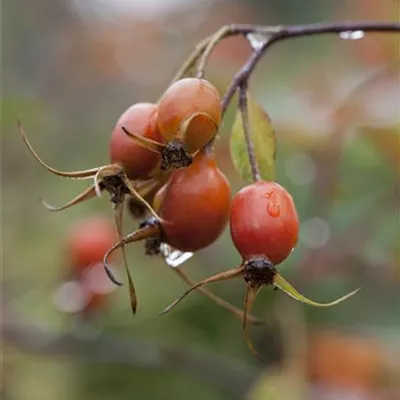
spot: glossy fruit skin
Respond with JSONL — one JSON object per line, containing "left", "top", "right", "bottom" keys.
{"left": 157, "top": 78, "right": 221, "bottom": 153}
{"left": 66, "top": 217, "right": 118, "bottom": 273}
{"left": 152, "top": 183, "right": 167, "bottom": 214}
{"left": 230, "top": 181, "right": 299, "bottom": 265}
{"left": 109, "top": 103, "right": 163, "bottom": 179}
{"left": 159, "top": 149, "right": 231, "bottom": 252}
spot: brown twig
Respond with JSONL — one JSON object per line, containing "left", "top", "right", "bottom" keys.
{"left": 220, "top": 21, "right": 400, "bottom": 115}
{"left": 171, "top": 24, "right": 282, "bottom": 84}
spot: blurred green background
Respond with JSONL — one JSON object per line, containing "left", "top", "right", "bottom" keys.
{"left": 3, "top": 1, "right": 399, "bottom": 399}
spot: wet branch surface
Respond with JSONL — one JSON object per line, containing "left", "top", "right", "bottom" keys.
{"left": 220, "top": 21, "right": 400, "bottom": 114}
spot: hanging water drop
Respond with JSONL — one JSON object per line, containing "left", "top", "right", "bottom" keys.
{"left": 160, "top": 243, "right": 193, "bottom": 268}
{"left": 246, "top": 33, "right": 268, "bottom": 51}
{"left": 339, "top": 30, "right": 365, "bottom": 40}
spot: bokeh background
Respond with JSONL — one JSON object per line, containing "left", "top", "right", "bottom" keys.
{"left": 2, "top": 1, "right": 400, "bottom": 399}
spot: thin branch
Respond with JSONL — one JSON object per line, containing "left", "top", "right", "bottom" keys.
{"left": 171, "top": 21, "right": 399, "bottom": 116}
{"left": 171, "top": 24, "right": 281, "bottom": 84}
{"left": 221, "top": 21, "right": 400, "bottom": 115}
{"left": 238, "top": 82, "right": 261, "bottom": 182}
{"left": 196, "top": 26, "right": 232, "bottom": 79}
{"left": 169, "top": 36, "right": 211, "bottom": 86}
{"left": 221, "top": 50, "right": 260, "bottom": 115}
{"left": 2, "top": 307, "right": 257, "bottom": 396}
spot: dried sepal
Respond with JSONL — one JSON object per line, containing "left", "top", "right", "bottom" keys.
{"left": 18, "top": 118, "right": 103, "bottom": 179}
{"left": 41, "top": 184, "right": 98, "bottom": 212}
{"left": 121, "top": 175, "right": 161, "bottom": 220}
{"left": 172, "top": 267, "right": 264, "bottom": 325}
{"left": 243, "top": 284, "right": 261, "bottom": 358}
{"left": 274, "top": 273, "right": 360, "bottom": 307}
{"left": 113, "top": 200, "right": 137, "bottom": 314}
{"left": 160, "top": 266, "right": 245, "bottom": 315}
{"left": 178, "top": 111, "right": 219, "bottom": 152}
{"left": 122, "top": 126, "right": 165, "bottom": 154}
{"left": 103, "top": 223, "right": 161, "bottom": 285}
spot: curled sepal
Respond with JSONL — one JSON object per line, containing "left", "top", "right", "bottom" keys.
{"left": 18, "top": 117, "right": 103, "bottom": 179}
{"left": 113, "top": 200, "right": 138, "bottom": 315}
{"left": 274, "top": 273, "right": 360, "bottom": 307}
{"left": 243, "top": 284, "right": 261, "bottom": 358}
{"left": 41, "top": 184, "right": 98, "bottom": 212}
{"left": 160, "top": 266, "right": 245, "bottom": 315}
{"left": 172, "top": 267, "right": 264, "bottom": 325}
{"left": 179, "top": 111, "right": 219, "bottom": 153}
{"left": 93, "top": 166, "right": 108, "bottom": 197}
{"left": 122, "top": 126, "right": 165, "bottom": 154}
{"left": 122, "top": 175, "right": 161, "bottom": 220}
{"left": 103, "top": 223, "right": 161, "bottom": 286}
{"left": 92, "top": 164, "right": 124, "bottom": 199}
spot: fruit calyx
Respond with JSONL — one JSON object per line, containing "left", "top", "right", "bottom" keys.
{"left": 161, "top": 139, "right": 193, "bottom": 171}
{"left": 243, "top": 257, "right": 276, "bottom": 287}
{"left": 139, "top": 216, "right": 164, "bottom": 256}
{"left": 100, "top": 167, "right": 129, "bottom": 204}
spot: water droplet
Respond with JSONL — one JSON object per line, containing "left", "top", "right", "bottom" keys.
{"left": 267, "top": 201, "right": 280, "bottom": 217}
{"left": 264, "top": 190, "right": 273, "bottom": 199}
{"left": 339, "top": 30, "right": 365, "bottom": 40}
{"left": 160, "top": 243, "right": 193, "bottom": 268}
{"left": 246, "top": 33, "right": 268, "bottom": 51}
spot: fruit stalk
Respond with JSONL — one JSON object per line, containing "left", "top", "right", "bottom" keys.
{"left": 238, "top": 82, "right": 261, "bottom": 182}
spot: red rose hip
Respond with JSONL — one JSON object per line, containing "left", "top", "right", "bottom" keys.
{"left": 159, "top": 147, "right": 231, "bottom": 252}
{"left": 230, "top": 181, "right": 299, "bottom": 265}
{"left": 110, "top": 102, "right": 163, "bottom": 180}
{"left": 163, "top": 180, "right": 359, "bottom": 357}
{"left": 157, "top": 78, "right": 221, "bottom": 153}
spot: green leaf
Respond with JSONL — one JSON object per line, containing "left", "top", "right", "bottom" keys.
{"left": 230, "top": 94, "right": 276, "bottom": 183}
{"left": 274, "top": 273, "right": 360, "bottom": 307}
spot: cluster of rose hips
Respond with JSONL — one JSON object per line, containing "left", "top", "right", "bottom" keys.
{"left": 20, "top": 76, "right": 357, "bottom": 355}
{"left": 20, "top": 78, "right": 259, "bottom": 323}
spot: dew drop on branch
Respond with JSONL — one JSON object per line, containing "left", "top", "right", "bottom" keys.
{"left": 246, "top": 33, "right": 268, "bottom": 51}
{"left": 339, "top": 30, "right": 365, "bottom": 40}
